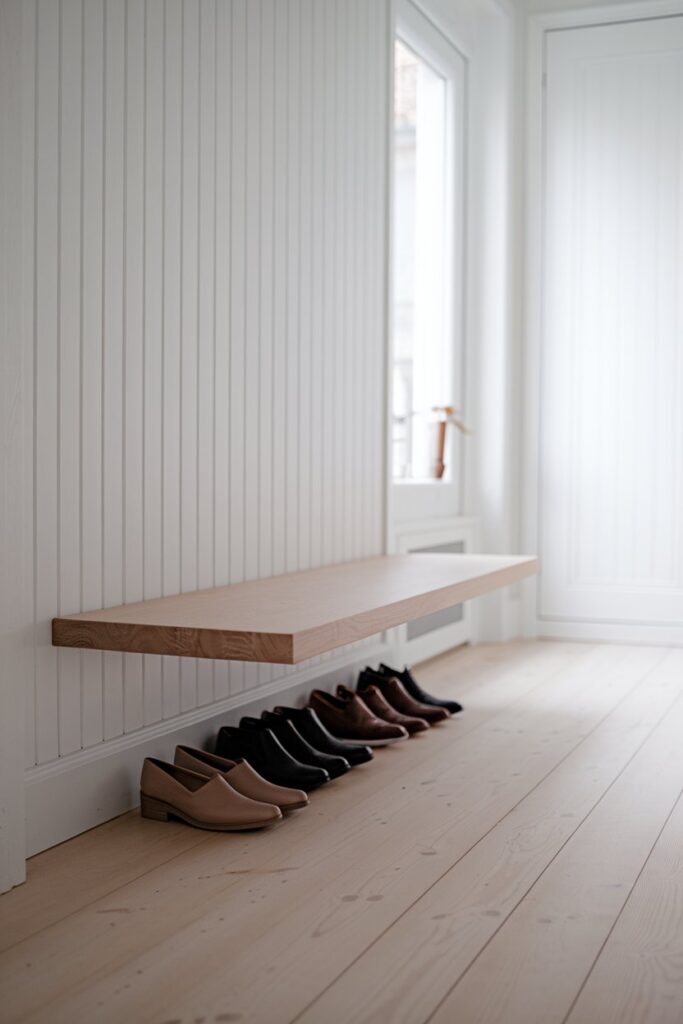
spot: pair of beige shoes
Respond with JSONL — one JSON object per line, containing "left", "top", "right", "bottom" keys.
{"left": 140, "top": 746, "right": 309, "bottom": 831}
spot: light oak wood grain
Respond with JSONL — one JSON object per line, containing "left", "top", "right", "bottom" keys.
{"left": 430, "top": 651, "right": 683, "bottom": 1024}
{"left": 0, "top": 641, "right": 567, "bottom": 956}
{"left": 566, "top": 785, "right": 683, "bottom": 1024}
{"left": 0, "top": 642, "right": 643, "bottom": 1024}
{"left": 0, "top": 813, "right": 207, "bottom": 955}
{"left": 51, "top": 553, "right": 538, "bottom": 663}
{"left": 4, "top": 642, "right": 679, "bottom": 1024}
{"left": 81, "top": 648, "right": 665, "bottom": 1024}
{"left": 295, "top": 647, "right": 678, "bottom": 1024}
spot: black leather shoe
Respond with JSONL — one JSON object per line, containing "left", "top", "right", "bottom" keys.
{"left": 377, "top": 663, "right": 463, "bottom": 714}
{"left": 216, "top": 725, "right": 329, "bottom": 791}
{"left": 255, "top": 713, "right": 351, "bottom": 780}
{"left": 272, "top": 706, "right": 374, "bottom": 766}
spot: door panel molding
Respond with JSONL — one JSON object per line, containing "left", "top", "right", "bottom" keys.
{"left": 523, "top": 0, "right": 683, "bottom": 642}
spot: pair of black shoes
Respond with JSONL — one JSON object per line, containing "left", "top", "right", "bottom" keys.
{"left": 376, "top": 663, "right": 463, "bottom": 715}
{"left": 216, "top": 707, "right": 373, "bottom": 792}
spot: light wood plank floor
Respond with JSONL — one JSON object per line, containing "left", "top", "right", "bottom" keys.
{"left": 2, "top": 640, "right": 683, "bottom": 1024}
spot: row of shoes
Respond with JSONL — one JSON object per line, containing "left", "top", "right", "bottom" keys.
{"left": 140, "top": 663, "right": 462, "bottom": 832}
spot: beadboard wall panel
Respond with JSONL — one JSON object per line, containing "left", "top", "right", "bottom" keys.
{"left": 21, "top": 0, "right": 388, "bottom": 772}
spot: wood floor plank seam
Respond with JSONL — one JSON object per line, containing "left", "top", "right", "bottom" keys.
{"left": 421, "top": 694, "right": 683, "bottom": 1024}
{"left": 0, "top": 829, "right": 212, "bottom": 952}
{"left": 290, "top": 649, "right": 674, "bottom": 1024}
{"left": 561, "top": 786, "right": 683, "bottom": 1024}
{"left": 1, "top": 643, "right": 586, "bottom": 952}
{"left": 562, "top": 775, "right": 683, "bottom": 1024}
{"left": 425, "top": 656, "right": 683, "bottom": 1024}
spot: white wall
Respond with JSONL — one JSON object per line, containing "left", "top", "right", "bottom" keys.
{"left": 411, "top": 0, "right": 523, "bottom": 640}
{"left": 0, "top": 0, "right": 525, "bottom": 889}
{"left": 2, "top": 0, "right": 390, "bottom": 875}
{"left": 1, "top": 0, "right": 29, "bottom": 895}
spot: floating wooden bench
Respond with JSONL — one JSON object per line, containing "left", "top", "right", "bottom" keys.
{"left": 52, "top": 553, "right": 537, "bottom": 664}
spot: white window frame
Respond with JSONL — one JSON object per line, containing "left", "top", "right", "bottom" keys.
{"left": 390, "top": 0, "right": 467, "bottom": 525}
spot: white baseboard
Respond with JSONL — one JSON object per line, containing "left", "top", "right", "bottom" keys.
{"left": 536, "top": 620, "right": 683, "bottom": 646}
{"left": 25, "top": 642, "right": 391, "bottom": 857}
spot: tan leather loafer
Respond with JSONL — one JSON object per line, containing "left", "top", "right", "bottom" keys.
{"left": 174, "top": 746, "right": 308, "bottom": 812}
{"left": 140, "top": 758, "right": 282, "bottom": 831}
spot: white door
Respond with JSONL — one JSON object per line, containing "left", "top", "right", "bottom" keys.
{"left": 538, "top": 16, "right": 683, "bottom": 640}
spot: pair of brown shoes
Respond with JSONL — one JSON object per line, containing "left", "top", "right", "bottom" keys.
{"left": 140, "top": 746, "right": 308, "bottom": 831}
{"left": 309, "top": 686, "right": 410, "bottom": 746}
{"left": 357, "top": 669, "right": 451, "bottom": 726}
{"left": 309, "top": 670, "right": 450, "bottom": 746}
{"left": 354, "top": 682, "right": 430, "bottom": 735}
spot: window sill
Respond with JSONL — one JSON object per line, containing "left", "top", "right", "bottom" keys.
{"left": 393, "top": 477, "right": 454, "bottom": 486}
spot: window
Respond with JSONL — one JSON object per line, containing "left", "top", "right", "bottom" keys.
{"left": 391, "top": 6, "right": 465, "bottom": 491}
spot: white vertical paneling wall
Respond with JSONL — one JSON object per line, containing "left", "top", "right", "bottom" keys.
{"left": 19, "top": 0, "right": 388, "bottom": 786}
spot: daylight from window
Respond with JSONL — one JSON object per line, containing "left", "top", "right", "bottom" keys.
{"left": 392, "top": 39, "right": 453, "bottom": 481}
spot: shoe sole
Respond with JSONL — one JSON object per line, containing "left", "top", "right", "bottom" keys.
{"left": 335, "top": 735, "right": 407, "bottom": 748}
{"left": 282, "top": 800, "right": 309, "bottom": 812}
{"left": 140, "top": 794, "right": 280, "bottom": 831}
{"left": 416, "top": 698, "right": 461, "bottom": 713}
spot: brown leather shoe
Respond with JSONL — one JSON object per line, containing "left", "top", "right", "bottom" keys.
{"left": 140, "top": 758, "right": 282, "bottom": 830}
{"left": 174, "top": 746, "right": 309, "bottom": 812}
{"left": 358, "top": 669, "right": 450, "bottom": 724}
{"left": 309, "top": 688, "right": 408, "bottom": 746}
{"left": 352, "top": 683, "right": 429, "bottom": 735}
